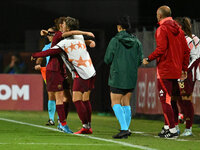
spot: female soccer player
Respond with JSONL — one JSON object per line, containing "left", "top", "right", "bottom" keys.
{"left": 172, "top": 17, "right": 200, "bottom": 136}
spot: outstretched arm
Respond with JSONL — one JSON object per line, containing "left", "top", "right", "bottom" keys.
{"left": 62, "top": 30, "right": 95, "bottom": 38}
{"left": 32, "top": 48, "right": 62, "bottom": 58}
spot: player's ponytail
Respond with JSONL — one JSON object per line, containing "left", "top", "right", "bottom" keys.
{"left": 175, "top": 17, "right": 192, "bottom": 38}
{"left": 182, "top": 17, "right": 192, "bottom": 39}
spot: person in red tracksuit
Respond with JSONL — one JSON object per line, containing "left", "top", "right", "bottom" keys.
{"left": 143, "top": 6, "right": 190, "bottom": 138}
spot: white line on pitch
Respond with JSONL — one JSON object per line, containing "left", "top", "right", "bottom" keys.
{"left": 131, "top": 131, "right": 189, "bottom": 141}
{"left": 0, "top": 143, "right": 115, "bottom": 146}
{"left": 0, "top": 117, "right": 156, "bottom": 150}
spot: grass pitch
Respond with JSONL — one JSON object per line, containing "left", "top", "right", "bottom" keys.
{"left": 0, "top": 111, "right": 200, "bottom": 150}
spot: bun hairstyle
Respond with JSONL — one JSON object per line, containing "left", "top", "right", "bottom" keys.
{"left": 117, "top": 15, "right": 132, "bottom": 33}
{"left": 175, "top": 17, "right": 192, "bottom": 38}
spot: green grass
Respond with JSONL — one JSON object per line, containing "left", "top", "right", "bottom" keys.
{"left": 0, "top": 111, "right": 200, "bottom": 150}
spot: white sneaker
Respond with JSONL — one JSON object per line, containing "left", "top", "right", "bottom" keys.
{"left": 180, "top": 128, "right": 192, "bottom": 136}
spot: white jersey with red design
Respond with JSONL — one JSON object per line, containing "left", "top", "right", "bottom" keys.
{"left": 186, "top": 35, "right": 200, "bottom": 64}
{"left": 52, "top": 36, "right": 96, "bottom": 80}
{"left": 185, "top": 35, "right": 200, "bottom": 81}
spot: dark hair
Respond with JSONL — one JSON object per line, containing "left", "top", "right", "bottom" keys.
{"left": 54, "top": 16, "right": 67, "bottom": 30}
{"left": 175, "top": 17, "right": 192, "bottom": 38}
{"left": 65, "top": 16, "right": 79, "bottom": 30}
{"left": 117, "top": 16, "right": 132, "bottom": 33}
{"left": 47, "top": 26, "right": 57, "bottom": 36}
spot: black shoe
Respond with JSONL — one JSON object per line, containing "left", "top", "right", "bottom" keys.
{"left": 160, "top": 130, "right": 178, "bottom": 138}
{"left": 158, "top": 127, "right": 169, "bottom": 137}
{"left": 118, "top": 129, "right": 132, "bottom": 136}
{"left": 112, "top": 130, "right": 129, "bottom": 139}
{"left": 128, "top": 129, "right": 132, "bottom": 136}
{"left": 45, "top": 119, "right": 55, "bottom": 126}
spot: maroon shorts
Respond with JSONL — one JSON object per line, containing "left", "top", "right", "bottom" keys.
{"left": 46, "top": 70, "right": 69, "bottom": 92}
{"left": 73, "top": 76, "right": 96, "bottom": 93}
{"left": 179, "top": 70, "right": 196, "bottom": 96}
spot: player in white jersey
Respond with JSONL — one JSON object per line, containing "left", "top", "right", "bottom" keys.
{"left": 171, "top": 17, "right": 200, "bottom": 136}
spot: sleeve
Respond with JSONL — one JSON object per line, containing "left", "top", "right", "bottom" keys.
{"left": 137, "top": 41, "right": 144, "bottom": 67}
{"left": 32, "top": 48, "right": 62, "bottom": 58}
{"left": 51, "top": 32, "right": 63, "bottom": 47}
{"left": 104, "top": 38, "right": 117, "bottom": 65}
{"left": 148, "top": 26, "right": 168, "bottom": 61}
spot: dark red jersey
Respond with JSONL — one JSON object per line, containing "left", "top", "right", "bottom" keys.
{"left": 45, "top": 31, "right": 63, "bottom": 72}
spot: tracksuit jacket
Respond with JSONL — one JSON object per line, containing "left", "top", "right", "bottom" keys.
{"left": 148, "top": 17, "right": 190, "bottom": 79}
{"left": 104, "top": 31, "right": 143, "bottom": 89}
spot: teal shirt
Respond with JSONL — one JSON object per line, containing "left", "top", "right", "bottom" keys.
{"left": 104, "top": 31, "right": 143, "bottom": 89}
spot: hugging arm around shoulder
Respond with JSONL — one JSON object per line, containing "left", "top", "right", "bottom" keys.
{"left": 32, "top": 48, "right": 62, "bottom": 58}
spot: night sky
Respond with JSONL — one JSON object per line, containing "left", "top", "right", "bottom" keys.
{"left": 0, "top": 0, "right": 199, "bottom": 51}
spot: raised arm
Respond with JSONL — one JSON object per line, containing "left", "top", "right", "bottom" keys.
{"left": 62, "top": 30, "right": 95, "bottom": 38}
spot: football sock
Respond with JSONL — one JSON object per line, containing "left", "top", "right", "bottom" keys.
{"left": 183, "top": 100, "right": 194, "bottom": 129}
{"left": 74, "top": 100, "right": 88, "bottom": 124}
{"left": 83, "top": 100, "right": 92, "bottom": 123}
{"left": 56, "top": 104, "right": 66, "bottom": 123}
{"left": 161, "top": 101, "right": 175, "bottom": 128}
{"left": 122, "top": 105, "right": 131, "bottom": 128}
{"left": 63, "top": 102, "right": 69, "bottom": 120}
{"left": 48, "top": 100, "right": 56, "bottom": 121}
{"left": 112, "top": 104, "right": 128, "bottom": 131}
{"left": 164, "top": 125, "right": 169, "bottom": 129}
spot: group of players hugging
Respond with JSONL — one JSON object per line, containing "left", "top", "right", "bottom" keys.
{"left": 31, "top": 16, "right": 96, "bottom": 134}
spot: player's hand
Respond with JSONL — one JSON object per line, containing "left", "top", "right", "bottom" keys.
{"left": 40, "top": 30, "right": 48, "bottom": 36}
{"left": 180, "top": 71, "right": 187, "bottom": 81}
{"left": 31, "top": 56, "right": 36, "bottom": 61}
{"left": 34, "top": 65, "right": 41, "bottom": 71}
{"left": 143, "top": 58, "right": 149, "bottom": 65}
{"left": 86, "top": 32, "right": 95, "bottom": 38}
{"left": 89, "top": 41, "right": 96, "bottom": 48}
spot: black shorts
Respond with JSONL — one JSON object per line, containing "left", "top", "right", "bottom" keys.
{"left": 110, "top": 86, "right": 134, "bottom": 95}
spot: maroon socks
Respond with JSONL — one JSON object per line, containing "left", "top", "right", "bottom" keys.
{"left": 56, "top": 104, "right": 66, "bottom": 124}
{"left": 182, "top": 100, "right": 194, "bottom": 129}
{"left": 63, "top": 102, "right": 69, "bottom": 120}
{"left": 74, "top": 100, "right": 88, "bottom": 124}
{"left": 83, "top": 100, "right": 92, "bottom": 123}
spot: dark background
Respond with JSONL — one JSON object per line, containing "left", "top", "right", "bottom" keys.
{"left": 0, "top": 0, "right": 199, "bottom": 112}
{"left": 1, "top": 0, "right": 200, "bottom": 51}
